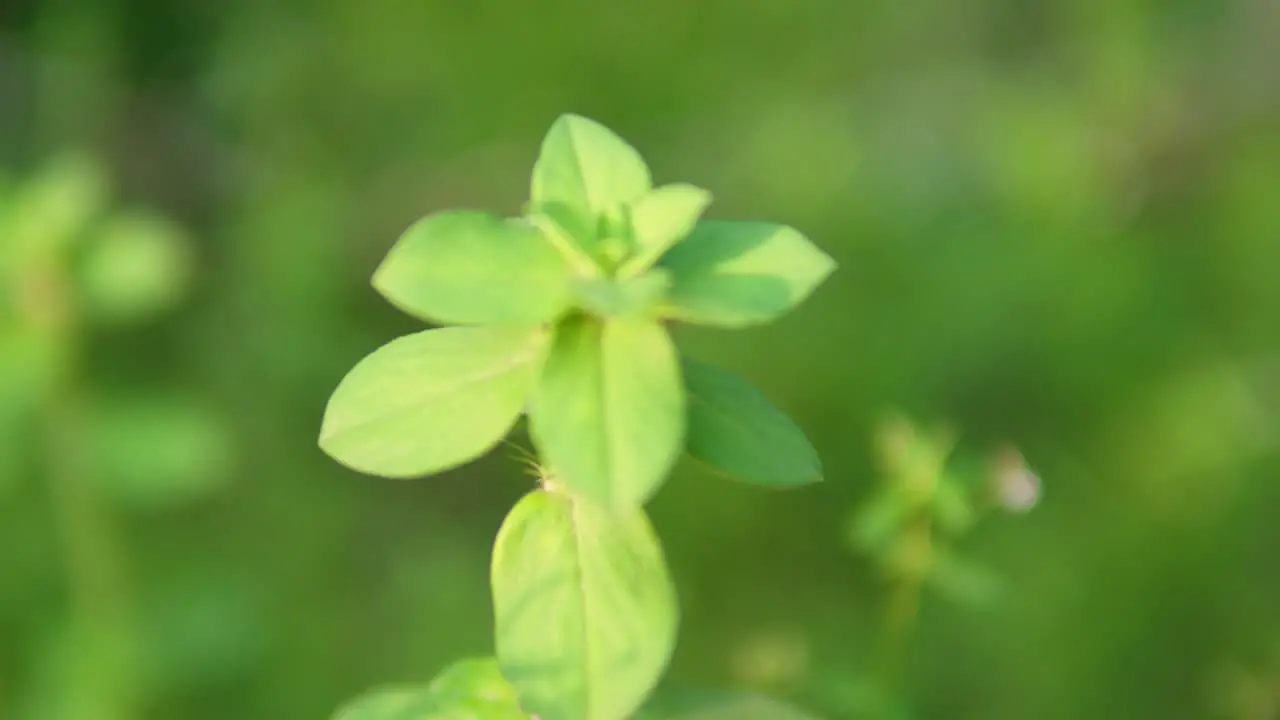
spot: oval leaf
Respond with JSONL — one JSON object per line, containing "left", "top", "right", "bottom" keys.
{"left": 373, "top": 211, "right": 572, "bottom": 326}
{"left": 683, "top": 358, "right": 822, "bottom": 488}
{"left": 658, "top": 221, "right": 835, "bottom": 328}
{"left": 531, "top": 114, "right": 652, "bottom": 221}
{"left": 320, "top": 326, "right": 547, "bottom": 478}
{"left": 619, "top": 184, "right": 712, "bottom": 277}
{"left": 529, "top": 316, "right": 684, "bottom": 510}
{"left": 492, "top": 490, "right": 678, "bottom": 720}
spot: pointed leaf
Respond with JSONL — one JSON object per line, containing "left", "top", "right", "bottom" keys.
{"left": 531, "top": 114, "right": 652, "bottom": 221}
{"left": 374, "top": 211, "right": 572, "bottom": 325}
{"left": 658, "top": 221, "right": 835, "bottom": 327}
{"left": 683, "top": 358, "right": 822, "bottom": 488}
{"left": 619, "top": 184, "right": 712, "bottom": 277}
{"left": 492, "top": 490, "right": 678, "bottom": 720}
{"left": 529, "top": 316, "right": 683, "bottom": 509}
{"left": 320, "top": 326, "right": 547, "bottom": 478}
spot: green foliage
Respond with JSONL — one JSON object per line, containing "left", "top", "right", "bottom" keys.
{"left": 320, "top": 326, "right": 549, "bottom": 479}
{"left": 528, "top": 315, "right": 684, "bottom": 509}
{"left": 491, "top": 490, "right": 678, "bottom": 720}
{"left": 373, "top": 212, "right": 573, "bottom": 326}
{"left": 682, "top": 358, "right": 823, "bottom": 488}
{"left": 319, "top": 115, "right": 833, "bottom": 720}
{"left": 657, "top": 222, "right": 835, "bottom": 328}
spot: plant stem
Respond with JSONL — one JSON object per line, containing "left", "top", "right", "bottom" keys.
{"left": 873, "top": 514, "right": 931, "bottom": 716}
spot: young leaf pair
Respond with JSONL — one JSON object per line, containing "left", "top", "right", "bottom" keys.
{"left": 319, "top": 114, "right": 834, "bottom": 511}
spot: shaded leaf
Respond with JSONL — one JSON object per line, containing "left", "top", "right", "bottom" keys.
{"left": 572, "top": 270, "right": 671, "bottom": 318}
{"left": 320, "top": 326, "right": 547, "bottom": 478}
{"left": 529, "top": 316, "right": 683, "bottom": 509}
{"left": 492, "top": 490, "right": 677, "bottom": 720}
{"left": 658, "top": 221, "right": 834, "bottom": 327}
{"left": 374, "top": 212, "right": 572, "bottom": 326}
{"left": 683, "top": 358, "right": 821, "bottom": 488}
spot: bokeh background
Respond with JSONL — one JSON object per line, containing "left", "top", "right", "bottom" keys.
{"left": 2, "top": 1, "right": 1279, "bottom": 718}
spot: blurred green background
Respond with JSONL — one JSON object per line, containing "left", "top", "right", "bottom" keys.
{"left": 2, "top": 0, "right": 1279, "bottom": 718}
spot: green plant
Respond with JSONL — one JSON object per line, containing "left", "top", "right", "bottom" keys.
{"left": 319, "top": 114, "right": 835, "bottom": 720}
{"left": 825, "top": 415, "right": 1040, "bottom": 718}
{"left": 0, "top": 153, "right": 231, "bottom": 719}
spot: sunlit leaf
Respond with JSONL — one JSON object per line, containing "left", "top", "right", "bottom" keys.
{"left": 320, "top": 326, "right": 548, "bottom": 478}
{"left": 529, "top": 315, "right": 683, "bottom": 509}
{"left": 619, "top": 184, "right": 712, "bottom": 277}
{"left": 682, "top": 358, "right": 821, "bottom": 488}
{"left": 531, "top": 114, "right": 652, "bottom": 222}
{"left": 658, "top": 221, "right": 834, "bottom": 327}
{"left": 373, "top": 211, "right": 573, "bottom": 326}
{"left": 492, "top": 490, "right": 678, "bottom": 720}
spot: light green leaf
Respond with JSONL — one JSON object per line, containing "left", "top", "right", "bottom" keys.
{"left": 79, "top": 210, "right": 193, "bottom": 325}
{"left": 658, "top": 221, "right": 835, "bottom": 327}
{"left": 85, "top": 394, "right": 233, "bottom": 510}
{"left": 529, "top": 315, "right": 683, "bottom": 510}
{"left": 531, "top": 114, "right": 652, "bottom": 222}
{"left": 320, "top": 326, "right": 548, "bottom": 479}
{"left": 619, "top": 184, "right": 712, "bottom": 277}
{"left": 492, "top": 490, "right": 678, "bottom": 720}
{"left": 373, "top": 211, "right": 573, "bottom": 326}
{"left": 572, "top": 270, "right": 671, "bottom": 318}
{"left": 683, "top": 358, "right": 822, "bottom": 488}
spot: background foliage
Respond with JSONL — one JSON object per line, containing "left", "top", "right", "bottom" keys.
{"left": 2, "top": 0, "right": 1279, "bottom": 718}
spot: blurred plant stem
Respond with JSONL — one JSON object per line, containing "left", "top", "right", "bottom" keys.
{"left": 874, "top": 516, "right": 930, "bottom": 704}
{"left": 33, "top": 260, "right": 141, "bottom": 719}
